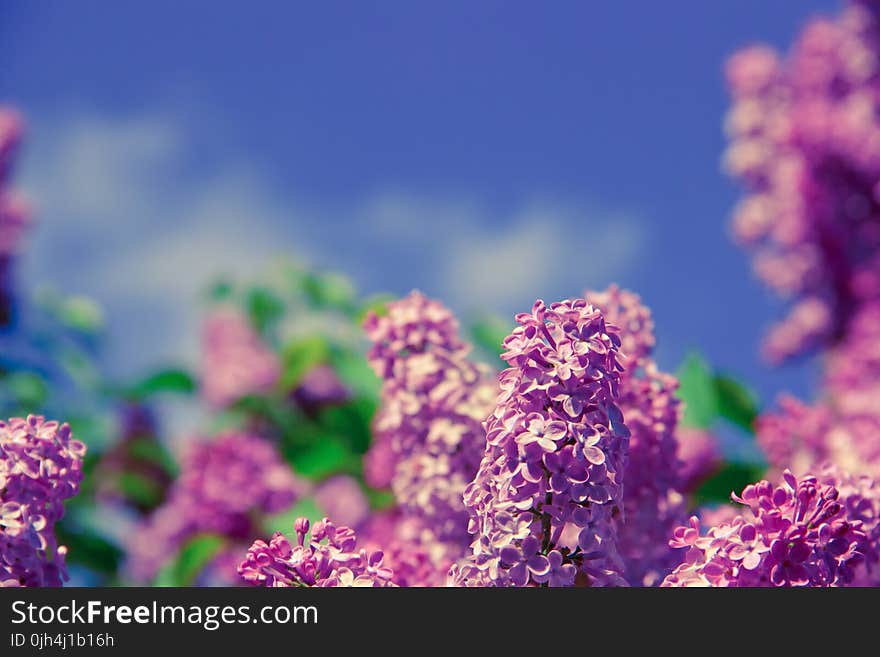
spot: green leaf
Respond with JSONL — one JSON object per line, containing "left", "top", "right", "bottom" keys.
{"left": 470, "top": 315, "right": 510, "bottom": 366}
{"left": 675, "top": 352, "right": 718, "bottom": 429}
{"left": 714, "top": 374, "right": 759, "bottom": 434}
{"left": 154, "top": 534, "right": 226, "bottom": 587}
{"left": 5, "top": 371, "right": 48, "bottom": 409}
{"left": 59, "top": 296, "right": 105, "bottom": 334}
{"left": 692, "top": 462, "right": 767, "bottom": 506}
{"left": 317, "top": 399, "right": 376, "bottom": 454}
{"left": 64, "top": 413, "right": 115, "bottom": 453}
{"left": 208, "top": 279, "right": 234, "bottom": 301}
{"left": 263, "top": 498, "right": 324, "bottom": 535}
{"left": 288, "top": 435, "right": 359, "bottom": 479}
{"left": 124, "top": 369, "right": 196, "bottom": 400}
{"left": 356, "top": 293, "right": 396, "bottom": 323}
{"left": 365, "top": 487, "right": 396, "bottom": 511}
{"left": 116, "top": 472, "right": 165, "bottom": 508}
{"left": 329, "top": 347, "right": 381, "bottom": 402}
{"left": 280, "top": 336, "right": 330, "bottom": 391}
{"left": 58, "top": 345, "right": 101, "bottom": 391}
{"left": 126, "top": 438, "right": 179, "bottom": 477}
{"left": 303, "top": 272, "right": 356, "bottom": 311}
{"left": 54, "top": 524, "right": 123, "bottom": 576}
{"left": 246, "top": 286, "right": 285, "bottom": 334}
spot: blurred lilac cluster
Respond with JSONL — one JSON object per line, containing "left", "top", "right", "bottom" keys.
{"left": 0, "top": 108, "right": 30, "bottom": 326}
{"left": 127, "top": 432, "right": 300, "bottom": 584}
{"left": 725, "top": 0, "right": 880, "bottom": 363}
{"left": 1, "top": 415, "right": 85, "bottom": 586}
{"left": 200, "top": 308, "right": 281, "bottom": 408}
{"left": 360, "top": 292, "right": 496, "bottom": 582}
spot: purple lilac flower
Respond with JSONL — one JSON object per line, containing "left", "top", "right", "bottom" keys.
{"left": 359, "top": 511, "right": 456, "bottom": 587}
{"left": 451, "top": 298, "right": 630, "bottom": 587}
{"left": 1, "top": 415, "right": 86, "bottom": 587}
{"left": 200, "top": 309, "right": 280, "bottom": 408}
{"left": 585, "top": 286, "right": 687, "bottom": 586}
{"left": 676, "top": 427, "right": 722, "bottom": 494}
{"left": 819, "top": 464, "right": 880, "bottom": 584}
{"left": 725, "top": 2, "right": 880, "bottom": 362}
{"left": 757, "top": 395, "right": 839, "bottom": 476}
{"left": 757, "top": 392, "right": 880, "bottom": 480}
{"left": 239, "top": 516, "right": 396, "bottom": 587}
{"left": 585, "top": 287, "right": 689, "bottom": 582}
{"left": 363, "top": 291, "right": 496, "bottom": 547}
{"left": 291, "top": 365, "right": 350, "bottom": 415}
{"left": 363, "top": 435, "right": 395, "bottom": 489}
{"left": 314, "top": 475, "right": 370, "bottom": 529}
{"left": 824, "top": 301, "right": 880, "bottom": 417}
{"left": 755, "top": 295, "right": 880, "bottom": 480}
{"left": 696, "top": 504, "right": 741, "bottom": 530}
{"left": 126, "top": 432, "right": 299, "bottom": 584}
{"left": 662, "top": 468, "right": 877, "bottom": 587}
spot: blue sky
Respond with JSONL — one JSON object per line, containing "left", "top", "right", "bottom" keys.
{"left": 0, "top": 1, "right": 840, "bottom": 404}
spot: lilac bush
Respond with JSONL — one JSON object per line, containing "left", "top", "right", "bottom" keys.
{"left": 1, "top": 415, "right": 86, "bottom": 586}
{"left": 8, "top": 2, "right": 880, "bottom": 590}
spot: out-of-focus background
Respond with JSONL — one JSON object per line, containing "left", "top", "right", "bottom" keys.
{"left": 0, "top": 0, "right": 837, "bottom": 400}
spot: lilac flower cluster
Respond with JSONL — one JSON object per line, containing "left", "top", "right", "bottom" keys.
{"left": 291, "top": 364, "right": 350, "bottom": 415}
{"left": 676, "top": 427, "right": 722, "bottom": 494}
{"left": 756, "top": 346, "right": 880, "bottom": 477}
{"left": 314, "top": 475, "right": 370, "bottom": 529}
{"left": 451, "top": 298, "right": 630, "bottom": 587}
{"left": 359, "top": 511, "right": 456, "bottom": 587}
{"left": 585, "top": 286, "right": 687, "bottom": 586}
{"left": 200, "top": 309, "right": 280, "bottom": 407}
{"left": 127, "top": 432, "right": 299, "bottom": 583}
{"left": 0, "top": 108, "right": 30, "bottom": 325}
{"left": 1, "top": 415, "right": 86, "bottom": 587}
{"left": 239, "top": 517, "right": 395, "bottom": 587}
{"left": 663, "top": 468, "right": 878, "bottom": 587}
{"left": 824, "top": 300, "right": 880, "bottom": 417}
{"left": 363, "top": 291, "right": 496, "bottom": 547}
{"left": 725, "top": 1, "right": 880, "bottom": 362}
{"left": 756, "top": 395, "right": 838, "bottom": 477}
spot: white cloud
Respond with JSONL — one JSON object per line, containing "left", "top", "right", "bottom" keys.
{"left": 14, "top": 110, "right": 648, "bottom": 376}
{"left": 357, "top": 192, "right": 646, "bottom": 313}
{"left": 21, "top": 113, "right": 181, "bottom": 227}
{"left": 444, "top": 201, "right": 644, "bottom": 312}
{"left": 18, "top": 112, "right": 304, "bottom": 375}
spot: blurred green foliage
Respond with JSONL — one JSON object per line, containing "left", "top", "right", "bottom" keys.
{"left": 155, "top": 534, "right": 226, "bottom": 587}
